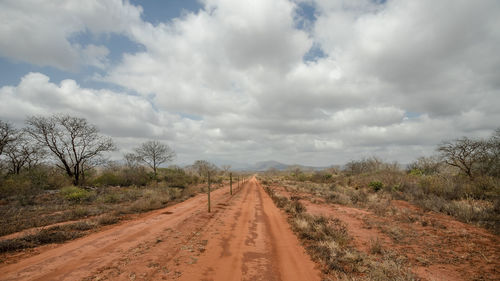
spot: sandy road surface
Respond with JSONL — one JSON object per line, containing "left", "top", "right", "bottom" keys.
{"left": 0, "top": 178, "right": 320, "bottom": 281}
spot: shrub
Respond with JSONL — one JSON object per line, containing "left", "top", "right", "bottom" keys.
{"left": 68, "top": 221, "right": 94, "bottom": 231}
{"left": 98, "top": 214, "right": 120, "bottom": 226}
{"left": 61, "top": 186, "right": 94, "bottom": 203}
{"left": 98, "top": 192, "right": 122, "bottom": 203}
{"left": 369, "top": 181, "right": 383, "bottom": 192}
{"left": 407, "top": 156, "right": 442, "bottom": 175}
{"left": 93, "top": 172, "right": 125, "bottom": 186}
{"left": 128, "top": 198, "right": 164, "bottom": 213}
{"left": 370, "top": 237, "right": 384, "bottom": 254}
{"left": 285, "top": 199, "right": 306, "bottom": 215}
{"left": 71, "top": 207, "right": 91, "bottom": 219}
{"left": 161, "top": 167, "right": 196, "bottom": 188}
{"left": 27, "top": 166, "right": 71, "bottom": 190}
{"left": 0, "top": 226, "right": 84, "bottom": 253}
{"left": 310, "top": 172, "right": 334, "bottom": 183}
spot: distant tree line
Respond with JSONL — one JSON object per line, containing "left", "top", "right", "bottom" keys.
{"left": 0, "top": 114, "right": 230, "bottom": 192}
{"left": 0, "top": 114, "right": 182, "bottom": 185}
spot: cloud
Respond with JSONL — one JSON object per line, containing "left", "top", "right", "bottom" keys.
{"left": 0, "top": 0, "right": 499, "bottom": 165}
{"left": 312, "top": 0, "right": 500, "bottom": 116}
{"left": 0, "top": 73, "right": 163, "bottom": 138}
{"left": 0, "top": 0, "right": 142, "bottom": 70}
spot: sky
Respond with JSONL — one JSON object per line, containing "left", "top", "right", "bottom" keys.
{"left": 0, "top": 0, "right": 499, "bottom": 167}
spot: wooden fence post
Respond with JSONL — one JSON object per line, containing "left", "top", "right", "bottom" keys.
{"left": 208, "top": 172, "right": 211, "bottom": 213}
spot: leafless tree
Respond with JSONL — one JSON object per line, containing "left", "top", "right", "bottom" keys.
{"left": 221, "top": 165, "right": 231, "bottom": 175}
{"left": 288, "top": 165, "right": 302, "bottom": 178}
{"left": 192, "top": 160, "right": 218, "bottom": 213}
{"left": 192, "top": 160, "right": 218, "bottom": 179}
{"left": 265, "top": 167, "right": 278, "bottom": 176}
{"left": 0, "top": 120, "right": 17, "bottom": 156}
{"left": 344, "top": 157, "right": 385, "bottom": 175}
{"left": 438, "top": 137, "right": 488, "bottom": 180}
{"left": 407, "top": 155, "right": 443, "bottom": 175}
{"left": 124, "top": 152, "right": 142, "bottom": 168}
{"left": 25, "top": 114, "right": 116, "bottom": 185}
{"left": 4, "top": 132, "right": 45, "bottom": 174}
{"left": 482, "top": 128, "right": 500, "bottom": 177}
{"left": 135, "top": 140, "right": 175, "bottom": 179}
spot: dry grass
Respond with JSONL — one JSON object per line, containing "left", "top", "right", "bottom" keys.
{"left": 259, "top": 166, "right": 500, "bottom": 234}
{"left": 262, "top": 182, "right": 416, "bottom": 280}
{"left": 369, "top": 237, "right": 383, "bottom": 255}
{"left": 0, "top": 224, "right": 87, "bottom": 253}
{"left": 0, "top": 182, "right": 205, "bottom": 253}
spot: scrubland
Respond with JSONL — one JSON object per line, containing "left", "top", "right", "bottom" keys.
{"left": 0, "top": 165, "right": 226, "bottom": 256}
{"left": 258, "top": 158, "right": 499, "bottom": 280}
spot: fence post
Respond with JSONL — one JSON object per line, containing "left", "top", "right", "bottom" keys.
{"left": 208, "top": 172, "right": 211, "bottom": 213}
{"left": 230, "top": 172, "right": 233, "bottom": 195}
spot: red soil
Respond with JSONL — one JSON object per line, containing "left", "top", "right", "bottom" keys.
{"left": 271, "top": 183, "right": 500, "bottom": 281}
{"left": 0, "top": 178, "right": 320, "bottom": 281}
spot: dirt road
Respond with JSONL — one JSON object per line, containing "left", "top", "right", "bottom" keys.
{"left": 0, "top": 178, "right": 320, "bottom": 281}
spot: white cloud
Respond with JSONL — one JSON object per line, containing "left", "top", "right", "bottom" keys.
{"left": 0, "top": 0, "right": 142, "bottom": 70}
{"left": 313, "top": 0, "right": 500, "bottom": 116}
{"left": 1, "top": 0, "right": 499, "bottom": 165}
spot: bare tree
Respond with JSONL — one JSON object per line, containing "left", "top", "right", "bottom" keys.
{"left": 135, "top": 140, "right": 175, "bottom": 179}
{"left": 192, "top": 160, "right": 218, "bottom": 179}
{"left": 438, "top": 137, "right": 487, "bottom": 180}
{"left": 0, "top": 120, "right": 17, "bottom": 156}
{"left": 25, "top": 114, "right": 116, "bottom": 185}
{"left": 191, "top": 160, "right": 218, "bottom": 212}
{"left": 481, "top": 128, "right": 500, "bottom": 177}
{"left": 221, "top": 165, "right": 231, "bottom": 175}
{"left": 4, "top": 132, "right": 45, "bottom": 174}
{"left": 288, "top": 165, "right": 302, "bottom": 179}
{"left": 407, "top": 155, "right": 443, "bottom": 175}
{"left": 124, "top": 152, "right": 141, "bottom": 168}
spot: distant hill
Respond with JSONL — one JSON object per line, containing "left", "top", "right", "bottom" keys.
{"left": 237, "top": 160, "right": 329, "bottom": 172}
{"left": 251, "top": 160, "right": 289, "bottom": 171}
{"left": 178, "top": 160, "right": 332, "bottom": 172}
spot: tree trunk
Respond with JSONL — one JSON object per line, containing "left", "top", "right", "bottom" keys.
{"left": 74, "top": 165, "right": 80, "bottom": 185}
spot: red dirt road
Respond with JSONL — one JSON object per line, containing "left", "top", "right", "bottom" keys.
{"left": 0, "top": 178, "right": 320, "bottom": 281}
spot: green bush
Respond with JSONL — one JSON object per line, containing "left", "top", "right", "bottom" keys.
{"left": 0, "top": 175, "right": 42, "bottom": 205}
{"left": 369, "top": 181, "right": 383, "bottom": 192}
{"left": 93, "top": 172, "right": 125, "bottom": 186}
{"left": 60, "top": 186, "right": 94, "bottom": 203}
{"left": 409, "top": 169, "right": 423, "bottom": 176}
{"left": 161, "top": 167, "right": 196, "bottom": 188}
{"left": 27, "top": 166, "right": 71, "bottom": 190}
{"left": 310, "top": 172, "right": 334, "bottom": 183}
{"left": 99, "top": 192, "right": 121, "bottom": 203}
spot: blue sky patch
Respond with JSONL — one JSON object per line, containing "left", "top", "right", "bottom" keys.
{"left": 130, "top": 0, "right": 203, "bottom": 24}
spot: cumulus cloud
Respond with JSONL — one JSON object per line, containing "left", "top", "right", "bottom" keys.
{"left": 0, "top": 0, "right": 499, "bottom": 165}
{"left": 0, "top": 0, "right": 142, "bottom": 70}
{"left": 312, "top": 0, "right": 500, "bottom": 116}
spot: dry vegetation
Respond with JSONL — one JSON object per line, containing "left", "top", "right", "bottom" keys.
{"left": 263, "top": 184, "right": 417, "bottom": 280}
{"left": 262, "top": 155, "right": 499, "bottom": 234}
{"left": 0, "top": 166, "right": 228, "bottom": 256}
{"left": 258, "top": 148, "right": 500, "bottom": 280}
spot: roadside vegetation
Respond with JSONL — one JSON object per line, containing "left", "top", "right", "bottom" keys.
{"left": 263, "top": 184, "right": 416, "bottom": 280}
{"left": 0, "top": 117, "right": 233, "bottom": 255}
{"left": 0, "top": 166, "right": 230, "bottom": 254}
{"left": 261, "top": 128, "right": 500, "bottom": 234}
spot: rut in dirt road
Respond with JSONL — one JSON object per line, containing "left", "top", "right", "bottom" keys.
{"left": 178, "top": 177, "right": 320, "bottom": 281}
{"left": 0, "top": 178, "right": 320, "bottom": 281}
